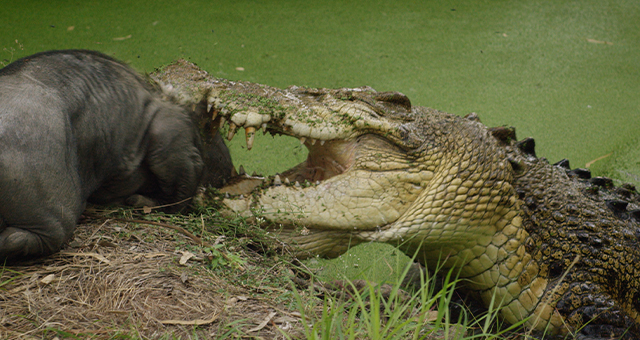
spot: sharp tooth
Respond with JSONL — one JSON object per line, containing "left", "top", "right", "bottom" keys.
{"left": 320, "top": 140, "right": 326, "bottom": 146}
{"left": 231, "top": 167, "right": 238, "bottom": 177}
{"left": 310, "top": 139, "right": 316, "bottom": 145}
{"left": 238, "top": 165, "right": 246, "bottom": 176}
{"left": 219, "top": 117, "right": 226, "bottom": 129}
{"left": 284, "top": 177, "right": 291, "bottom": 185}
{"left": 299, "top": 137, "right": 306, "bottom": 145}
{"left": 245, "top": 127, "right": 256, "bottom": 150}
{"left": 261, "top": 123, "right": 268, "bottom": 135}
{"left": 252, "top": 171, "right": 258, "bottom": 176}
{"left": 191, "top": 104, "right": 197, "bottom": 112}
{"left": 273, "top": 175, "right": 282, "bottom": 186}
{"left": 227, "top": 123, "right": 238, "bottom": 141}
{"left": 207, "top": 102, "right": 213, "bottom": 113}
{"left": 316, "top": 181, "right": 320, "bottom": 185}
{"left": 239, "top": 194, "right": 244, "bottom": 199}
{"left": 294, "top": 181, "right": 301, "bottom": 188}
{"left": 225, "top": 193, "right": 230, "bottom": 198}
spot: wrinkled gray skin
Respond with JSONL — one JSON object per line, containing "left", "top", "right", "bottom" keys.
{"left": 0, "top": 50, "right": 232, "bottom": 262}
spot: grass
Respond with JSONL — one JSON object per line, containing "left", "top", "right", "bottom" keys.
{"left": 1, "top": 201, "right": 540, "bottom": 340}
{"left": 288, "top": 250, "right": 532, "bottom": 340}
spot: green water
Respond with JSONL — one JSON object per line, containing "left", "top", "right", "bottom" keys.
{"left": 3, "top": 0, "right": 639, "bottom": 280}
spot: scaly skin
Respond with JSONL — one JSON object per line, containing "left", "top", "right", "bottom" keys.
{"left": 151, "top": 60, "right": 640, "bottom": 338}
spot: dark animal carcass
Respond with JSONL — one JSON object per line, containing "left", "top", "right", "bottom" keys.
{"left": 0, "top": 50, "right": 232, "bottom": 261}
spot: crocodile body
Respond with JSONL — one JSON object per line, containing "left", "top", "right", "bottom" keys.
{"left": 151, "top": 60, "right": 640, "bottom": 338}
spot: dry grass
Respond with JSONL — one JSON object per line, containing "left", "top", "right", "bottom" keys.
{"left": 0, "top": 209, "right": 306, "bottom": 339}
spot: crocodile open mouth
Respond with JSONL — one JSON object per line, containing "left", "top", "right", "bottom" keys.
{"left": 218, "top": 124, "right": 358, "bottom": 196}
{"left": 278, "top": 139, "right": 357, "bottom": 183}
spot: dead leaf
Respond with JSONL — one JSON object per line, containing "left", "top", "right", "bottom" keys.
{"left": 421, "top": 310, "right": 440, "bottom": 322}
{"left": 273, "top": 315, "right": 299, "bottom": 324}
{"left": 179, "top": 251, "right": 195, "bottom": 265}
{"left": 247, "top": 311, "right": 276, "bottom": 332}
{"left": 160, "top": 312, "right": 218, "bottom": 325}
{"left": 113, "top": 34, "right": 132, "bottom": 41}
{"left": 40, "top": 274, "right": 55, "bottom": 285}
{"left": 225, "top": 297, "right": 238, "bottom": 307}
{"left": 587, "top": 38, "right": 613, "bottom": 45}
{"left": 67, "top": 26, "right": 75, "bottom": 31}
{"left": 235, "top": 67, "right": 245, "bottom": 71}
{"left": 143, "top": 206, "right": 152, "bottom": 214}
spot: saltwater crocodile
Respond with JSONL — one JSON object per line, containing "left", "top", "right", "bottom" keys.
{"left": 151, "top": 59, "right": 640, "bottom": 338}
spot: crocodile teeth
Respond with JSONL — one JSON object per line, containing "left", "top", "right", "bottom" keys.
{"left": 219, "top": 116, "right": 226, "bottom": 129}
{"left": 238, "top": 165, "right": 246, "bottom": 176}
{"left": 320, "top": 140, "right": 325, "bottom": 146}
{"left": 299, "top": 137, "right": 306, "bottom": 145}
{"left": 227, "top": 123, "right": 238, "bottom": 141}
{"left": 262, "top": 123, "right": 268, "bottom": 135}
{"left": 294, "top": 181, "right": 301, "bottom": 188}
{"left": 309, "top": 139, "right": 317, "bottom": 145}
{"left": 273, "top": 174, "right": 282, "bottom": 186}
{"left": 245, "top": 127, "right": 256, "bottom": 150}
{"left": 284, "top": 177, "right": 291, "bottom": 185}
{"left": 207, "top": 102, "right": 213, "bottom": 113}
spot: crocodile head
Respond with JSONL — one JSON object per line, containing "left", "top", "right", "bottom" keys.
{"left": 229, "top": 94, "right": 520, "bottom": 269}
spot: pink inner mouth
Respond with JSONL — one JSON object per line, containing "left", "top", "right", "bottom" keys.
{"left": 279, "top": 139, "right": 357, "bottom": 184}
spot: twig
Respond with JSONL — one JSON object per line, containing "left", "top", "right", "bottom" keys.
{"left": 84, "top": 214, "right": 208, "bottom": 247}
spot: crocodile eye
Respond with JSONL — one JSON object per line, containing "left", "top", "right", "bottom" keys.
{"left": 372, "top": 91, "right": 415, "bottom": 122}
{"left": 374, "top": 91, "right": 412, "bottom": 111}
